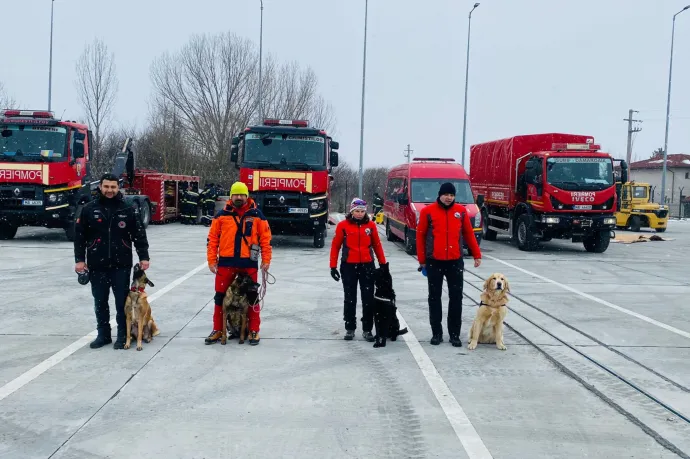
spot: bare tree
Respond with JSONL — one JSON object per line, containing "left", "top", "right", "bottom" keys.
{"left": 150, "top": 32, "right": 257, "bottom": 176}
{"left": 259, "top": 56, "right": 336, "bottom": 132}
{"left": 362, "top": 167, "right": 389, "bottom": 208}
{"left": 0, "top": 81, "right": 17, "bottom": 108}
{"left": 75, "top": 38, "right": 119, "bottom": 163}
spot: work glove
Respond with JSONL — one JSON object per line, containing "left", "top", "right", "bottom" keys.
{"left": 380, "top": 262, "right": 390, "bottom": 273}
{"left": 331, "top": 268, "right": 340, "bottom": 282}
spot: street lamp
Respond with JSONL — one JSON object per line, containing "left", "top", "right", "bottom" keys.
{"left": 258, "top": 0, "right": 264, "bottom": 121}
{"left": 358, "top": 0, "right": 368, "bottom": 198}
{"left": 460, "top": 2, "right": 479, "bottom": 167}
{"left": 48, "top": 0, "right": 55, "bottom": 111}
{"left": 661, "top": 5, "right": 689, "bottom": 208}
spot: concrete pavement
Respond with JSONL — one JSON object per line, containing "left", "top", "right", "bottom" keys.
{"left": 0, "top": 218, "right": 688, "bottom": 458}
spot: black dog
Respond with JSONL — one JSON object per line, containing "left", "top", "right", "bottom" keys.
{"left": 372, "top": 262, "right": 408, "bottom": 348}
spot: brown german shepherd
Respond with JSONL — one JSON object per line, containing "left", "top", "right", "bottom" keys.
{"left": 124, "top": 263, "right": 159, "bottom": 351}
{"left": 222, "top": 273, "right": 260, "bottom": 345}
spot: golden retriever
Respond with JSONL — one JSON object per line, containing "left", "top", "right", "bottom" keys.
{"left": 467, "top": 273, "right": 510, "bottom": 351}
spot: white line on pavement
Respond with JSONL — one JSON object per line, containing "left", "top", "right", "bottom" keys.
{"left": 0, "top": 261, "right": 208, "bottom": 403}
{"left": 485, "top": 255, "right": 690, "bottom": 340}
{"left": 396, "top": 312, "right": 494, "bottom": 459}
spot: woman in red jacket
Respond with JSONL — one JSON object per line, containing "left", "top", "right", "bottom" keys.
{"left": 330, "top": 198, "right": 388, "bottom": 341}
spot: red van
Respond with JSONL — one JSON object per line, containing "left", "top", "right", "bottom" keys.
{"left": 383, "top": 157, "right": 482, "bottom": 255}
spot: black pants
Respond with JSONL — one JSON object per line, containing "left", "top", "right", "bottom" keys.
{"left": 90, "top": 268, "right": 130, "bottom": 337}
{"left": 427, "top": 259, "right": 464, "bottom": 337}
{"left": 341, "top": 262, "right": 375, "bottom": 332}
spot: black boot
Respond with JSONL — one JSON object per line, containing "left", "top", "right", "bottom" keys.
{"left": 449, "top": 335, "right": 462, "bottom": 347}
{"left": 90, "top": 334, "right": 112, "bottom": 349}
{"left": 344, "top": 330, "right": 355, "bottom": 341}
{"left": 430, "top": 333, "right": 443, "bottom": 345}
{"left": 113, "top": 327, "right": 126, "bottom": 350}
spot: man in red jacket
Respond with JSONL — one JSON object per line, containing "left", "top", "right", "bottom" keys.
{"left": 416, "top": 182, "right": 481, "bottom": 346}
{"left": 330, "top": 198, "right": 388, "bottom": 341}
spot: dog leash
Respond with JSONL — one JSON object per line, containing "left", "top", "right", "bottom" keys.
{"left": 252, "top": 269, "right": 276, "bottom": 313}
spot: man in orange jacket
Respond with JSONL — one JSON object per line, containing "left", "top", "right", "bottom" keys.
{"left": 416, "top": 182, "right": 481, "bottom": 347}
{"left": 205, "top": 182, "right": 272, "bottom": 345}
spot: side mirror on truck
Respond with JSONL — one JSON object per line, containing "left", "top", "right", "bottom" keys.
{"left": 476, "top": 194, "right": 484, "bottom": 208}
{"left": 72, "top": 132, "right": 86, "bottom": 159}
{"left": 330, "top": 140, "right": 339, "bottom": 150}
{"left": 330, "top": 151, "right": 339, "bottom": 167}
{"left": 231, "top": 136, "right": 240, "bottom": 146}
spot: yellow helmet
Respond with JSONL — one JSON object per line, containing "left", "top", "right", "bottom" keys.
{"left": 230, "top": 181, "right": 249, "bottom": 197}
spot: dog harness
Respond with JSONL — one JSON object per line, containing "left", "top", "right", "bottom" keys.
{"left": 130, "top": 286, "right": 145, "bottom": 293}
{"left": 479, "top": 301, "right": 507, "bottom": 308}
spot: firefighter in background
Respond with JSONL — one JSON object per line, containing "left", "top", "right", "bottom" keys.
{"left": 181, "top": 182, "right": 200, "bottom": 225}
{"left": 200, "top": 182, "right": 219, "bottom": 227}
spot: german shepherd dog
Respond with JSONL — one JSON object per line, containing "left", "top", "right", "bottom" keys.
{"left": 124, "top": 263, "right": 159, "bottom": 351}
{"left": 372, "top": 262, "right": 408, "bottom": 348}
{"left": 222, "top": 272, "right": 260, "bottom": 345}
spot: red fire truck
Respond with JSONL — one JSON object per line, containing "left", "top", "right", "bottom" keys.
{"left": 470, "top": 133, "right": 625, "bottom": 253}
{"left": 229, "top": 118, "right": 339, "bottom": 248}
{"left": 0, "top": 110, "right": 197, "bottom": 240}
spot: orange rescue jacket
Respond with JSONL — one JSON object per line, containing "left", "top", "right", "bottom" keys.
{"left": 207, "top": 198, "right": 272, "bottom": 269}
{"left": 330, "top": 215, "right": 386, "bottom": 268}
{"left": 416, "top": 201, "right": 481, "bottom": 265}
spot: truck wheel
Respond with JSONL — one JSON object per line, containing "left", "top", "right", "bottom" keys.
{"left": 516, "top": 214, "right": 538, "bottom": 251}
{"left": 629, "top": 216, "right": 642, "bottom": 232}
{"left": 404, "top": 229, "right": 416, "bottom": 255}
{"left": 583, "top": 230, "right": 610, "bottom": 253}
{"left": 0, "top": 222, "right": 18, "bottom": 240}
{"left": 482, "top": 210, "right": 497, "bottom": 241}
{"left": 655, "top": 227, "right": 666, "bottom": 233}
{"left": 313, "top": 229, "right": 326, "bottom": 248}
{"left": 386, "top": 220, "right": 399, "bottom": 242}
{"left": 139, "top": 201, "right": 151, "bottom": 228}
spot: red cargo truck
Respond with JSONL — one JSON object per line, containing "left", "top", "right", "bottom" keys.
{"left": 470, "top": 133, "right": 625, "bottom": 253}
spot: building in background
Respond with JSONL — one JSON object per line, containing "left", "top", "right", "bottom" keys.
{"left": 629, "top": 153, "right": 690, "bottom": 218}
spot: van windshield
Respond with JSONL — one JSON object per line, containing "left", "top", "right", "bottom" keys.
{"left": 410, "top": 179, "right": 474, "bottom": 204}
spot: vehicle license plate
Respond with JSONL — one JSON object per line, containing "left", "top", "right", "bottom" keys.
{"left": 22, "top": 200, "right": 43, "bottom": 206}
{"left": 288, "top": 207, "right": 308, "bottom": 214}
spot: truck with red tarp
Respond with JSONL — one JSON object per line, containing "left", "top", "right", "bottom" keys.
{"left": 470, "top": 133, "right": 626, "bottom": 253}
{"left": 229, "top": 119, "right": 339, "bottom": 248}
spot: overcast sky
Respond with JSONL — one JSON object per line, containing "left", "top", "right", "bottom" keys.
{"left": 2, "top": 0, "right": 689, "bottom": 172}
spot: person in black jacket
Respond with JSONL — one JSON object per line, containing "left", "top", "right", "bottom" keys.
{"left": 74, "top": 173, "right": 151, "bottom": 350}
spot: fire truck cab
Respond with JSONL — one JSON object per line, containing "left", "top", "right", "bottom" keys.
{"left": 229, "top": 119, "right": 339, "bottom": 248}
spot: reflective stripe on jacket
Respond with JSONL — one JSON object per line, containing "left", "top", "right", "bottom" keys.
{"left": 206, "top": 198, "right": 272, "bottom": 268}
{"left": 416, "top": 201, "right": 481, "bottom": 265}
{"left": 330, "top": 216, "right": 386, "bottom": 268}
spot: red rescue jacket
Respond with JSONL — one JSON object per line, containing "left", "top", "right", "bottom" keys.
{"left": 330, "top": 215, "right": 386, "bottom": 268}
{"left": 416, "top": 201, "right": 481, "bottom": 265}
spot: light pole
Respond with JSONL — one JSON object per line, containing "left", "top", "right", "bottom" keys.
{"left": 48, "top": 0, "right": 55, "bottom": 111}
{"left": 460, "top": 2, "right": 479, "bottom": 166}
{"left": 358, "top": 0, "right": 368, "bottom": 198}
{"left": 661, "top": 5, "right": 689, "bottom": 208}
{"left": 258, "top": 0, "right": 264, "bottom": 121}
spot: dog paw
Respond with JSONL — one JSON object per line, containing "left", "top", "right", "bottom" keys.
{"left": 144, "top": 338, "right": 151, "bottom": 343}
{"left": 238, "top": 339, "right": 244, "bottom": 344}
{"left": 136, "top": 346, "right": 143, "bottom": 351}
{"left": 497, "top": 343, "right": 507, "bottom": 351}
{"left": 373, "top": 342, "right": 386, "bottom": 348}
{"left": 467, "top": 341, "right": 477, "bottom": 350}
{"left": 221, "top": 340, "right": 227, "bottom": 345}
{"left": 124, "top": 343, "right": 130, "bottom": 350}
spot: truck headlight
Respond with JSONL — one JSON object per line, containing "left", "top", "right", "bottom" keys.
{"left": 473, "top": 213, "right": 481, "bottom": 227}
{"left": 603, "top": 217, "right": 616, "bottom": 225}
{"left": 310, "top": 201, "right": 319, "bottom": 210}
{"left": 545, "top": 217, "right": 560, "bottom": 224}
{"left": 48, "top": 194, "right": 58, "bottom": 203}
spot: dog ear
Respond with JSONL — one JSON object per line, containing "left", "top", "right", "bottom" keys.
{"left": 503, "top": 277, "right": 510, "bottom": 293}
{"left": 483, "top": 276, "right": 491, "bottom": 291}
{"left": 147, "top": 279, "right": 155, "bottom": 287}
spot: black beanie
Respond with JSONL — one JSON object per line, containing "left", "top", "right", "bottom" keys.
{"left": 438, "top": 182, "right": 456, "bottom": 196}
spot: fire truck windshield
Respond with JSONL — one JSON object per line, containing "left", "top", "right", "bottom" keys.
{"left": 244, "top": 133, "right": 326, "bottom": 169}
{"left": 0, "top": 125, "right": 68, "bottom": 163}
{"left": 410, "top": 179, "right": 474, "bottom": 204}
{"left": 546, "top": 157, "right": 613, "bottom": 191}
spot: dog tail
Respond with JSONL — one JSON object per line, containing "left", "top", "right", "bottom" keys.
{"left": 398, "top": 327, "right": 408, "bottom": 336}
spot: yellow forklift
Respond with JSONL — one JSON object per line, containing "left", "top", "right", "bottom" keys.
{"left": 615, "top": 180, "right": 669, "bottom": 233}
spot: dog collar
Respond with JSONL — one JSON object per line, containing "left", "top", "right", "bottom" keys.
{"left": 130, "top": 286, "right": 145, "bottom": 293}
{"left": 480, "top": 301, "right": 507, "bottom": 307}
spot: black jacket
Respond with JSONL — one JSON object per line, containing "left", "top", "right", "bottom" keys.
{"left": 74, "top": 191, "right": 150, "bottom": 271}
